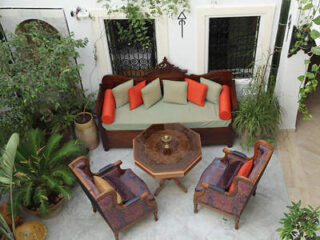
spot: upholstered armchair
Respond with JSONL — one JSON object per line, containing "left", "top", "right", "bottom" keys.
{"left": 193, "top": 140, "right": 274, "bottom": 229}
{"left": 69, "top": 156, "right": 158, "bottom": 240}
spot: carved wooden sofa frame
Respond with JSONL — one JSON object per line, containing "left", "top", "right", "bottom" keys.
{"left": 95, "top": 57, "right": 238, "bottom": 151}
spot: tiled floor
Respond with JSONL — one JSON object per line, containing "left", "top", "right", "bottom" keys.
{"left": 25, "top": 141, "right": 288, "bottom": 240}
{"left": 277, "top": 86, "right": 320, "bottom": 207}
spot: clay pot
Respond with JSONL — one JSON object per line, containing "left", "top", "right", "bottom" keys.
{"left": 15, "top": 221, "right": 46, "bottom": 240}
{"left": 0, "top": 202, "right": 24, "bottom": 228}
{"left": 22, "top": 196, "right": 64, "bottom": 219}
{"left": 74, "top": 112, "right": 99, "bottom": 150}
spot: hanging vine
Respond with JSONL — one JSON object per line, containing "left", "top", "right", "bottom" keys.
{"left": 291, "top": 0, "right": 320, "bottom": 120}
{"left": 98, "top": 0, "right": 190, "bottom": 48}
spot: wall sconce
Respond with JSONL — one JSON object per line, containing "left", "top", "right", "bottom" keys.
{"left": 71, "top": 7, "right": 89, "bottom": 20}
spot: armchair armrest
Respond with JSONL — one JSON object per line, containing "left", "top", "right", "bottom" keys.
{"left": 201, "top": 182, "right": 226, "bottom": 194}
{"left": 124, "top": 192, "right": 149, "bottom": 207}
{"left": 97, "top": 160, "right": 122, "bottom": 175}
{"left": 222, "top": 148, "right": 250, "bottom": 161}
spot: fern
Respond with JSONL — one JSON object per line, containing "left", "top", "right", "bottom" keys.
{"left": 33, "top": 187, "right": 49, "bottom": 214}
{"left": 45, "top": 133, "right": 62, "bottom": 160}
{"left": 53, "top": 166, "right": 75, "bottom": 186}
{"left": 49, "top": 140, "right": 82, "bottom": 166}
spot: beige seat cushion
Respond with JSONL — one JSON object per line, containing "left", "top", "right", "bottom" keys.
{"left": 93, "top": 176, "right": 122, "bottom": 204}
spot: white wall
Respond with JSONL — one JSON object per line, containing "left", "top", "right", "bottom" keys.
{"left": 0, "top": 0, "right": 282, "bottom": 95}
{"left": 274, "top": 0, "right": 308, "bottom": 129}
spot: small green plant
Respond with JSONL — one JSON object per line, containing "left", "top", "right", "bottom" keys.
{"left": 12, "top": 129, "right": 85, "bottom": 214}
{"left": 98, "top": 0, "right": 190, "bottom": 47}
{"left": 0, "top": 20, "right": 89, "bottom": 145}
{"left": 291, "top": 0, "right": 320, "bottom": 120}
{"left": 0, "top": 133, "right": 20, "bottom": 240}
{"left": 277, "top": 201, "right": 320, "bottom": 240}
{"left": 233, "top": 64, "right": 281, "bottom": 148}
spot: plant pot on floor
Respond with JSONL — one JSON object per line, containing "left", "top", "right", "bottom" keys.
{"left": 21, "top": 195, "right": 65, "bottom": 219}
{"left": 74, "top": 112, "right": 99, "bottom": 150}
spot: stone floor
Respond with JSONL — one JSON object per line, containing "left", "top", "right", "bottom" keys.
{"left": 26, "top": 141, "right": 288, "bottom": 240}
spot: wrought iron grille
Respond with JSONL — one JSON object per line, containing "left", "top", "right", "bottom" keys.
{"left": 104, "top": 19, "right": 157, "bottom": 78}
{"left": 208, "top": 16, "right": 260, "bottom": 78}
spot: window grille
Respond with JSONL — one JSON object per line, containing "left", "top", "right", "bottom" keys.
{"left": 104, "top": 19, "right": 157, "bottom": 78}
{"left": 208, "top": 16, "right": 260, "bottom": 78}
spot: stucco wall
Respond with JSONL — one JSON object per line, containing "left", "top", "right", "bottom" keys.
{"left": 0, "top": 0, "right": 282, "bottom": 94}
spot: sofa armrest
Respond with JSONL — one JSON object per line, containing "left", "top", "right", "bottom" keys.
{"left": 230, "top": 80, "right": 238, "bottom": 112}
{"left": 95, "top": 84, "right": 105, "bottom": 118}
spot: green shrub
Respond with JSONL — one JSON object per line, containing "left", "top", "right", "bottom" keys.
{"left": 233, "top": 67, "right": 281, "bottom": 148}
{"left": 277, "top": 201, "right": 320, "bottom": 240}
{"left": 0, "top": 20, "right": 89, "bottom": 145}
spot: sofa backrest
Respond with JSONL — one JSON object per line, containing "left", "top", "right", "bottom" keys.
{"left": 248, "top": 140, "right": 274, "bottom": 183}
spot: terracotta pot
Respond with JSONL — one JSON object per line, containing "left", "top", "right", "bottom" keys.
{"left": 0, "top": 202, "right": 24, "bottom": 228}
{"left": 74, "top": 112, "right": 99, "bottom": 150}
{"left": 22, "top": 196, "right": 65, "bottom": 219}
{"left": 15, "top": 221, "right": 46, "bottom": 240}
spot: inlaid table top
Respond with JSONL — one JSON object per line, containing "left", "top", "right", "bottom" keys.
{"left": 133, "top": 123, "right": 202, "bottom": 179}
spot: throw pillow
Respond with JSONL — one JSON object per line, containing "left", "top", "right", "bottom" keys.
{"left": 219, "top": 85, "right": 231, "bottom": 120}
{"left": 185, "top": 78, "right": 208, "bottom": 106}
{"left": 101, "top": 89, "right": 115, "bottom": 124}
{"left": 128, "top": 80, "right": 146, "bottom": 110}
{"left": 163, "top": 80, "right": 188, "bottom": 104}
{"left": 112, "top": 79, "right": 134, "bottom": 108}
{"left": 200, "top": 77, "right": 222, "bottom": 104}
{"left": 228, "top": 160, "right": 253, "bottom": 193}
{"left": 141, "top": 78, "right": 162, "bottom": 108}
{"left": 93, "top": 176, "right": 122, "bottom": 204}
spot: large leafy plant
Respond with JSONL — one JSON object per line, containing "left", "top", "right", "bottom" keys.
{"left": 0, "top": 133, "right": 19, "bottom": 240}
{"left": 0, "top": 20, "right": 88, "bottom": 145}
{"left": 98, "top": 0, "right": 190, "bottom": 47}
{"left": 233, "top": 64, "right": 282, "bottom": 148}
{"left": 291, "top": 0, "right": 320, "bottom": 120}
{"left": 277, "top": 201, "right": 320, "bottom": 239}
{"left": 12, "top": 129, "right": 84, "bottom": 214}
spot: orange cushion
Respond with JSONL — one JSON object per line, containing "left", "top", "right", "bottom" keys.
{"left": 128, "top": 81, "right": 146, "bottom": 110}
{"left": 185, "top": 78, "right": 208, "bottom": 106}
{"left": 228, "top": 160, "right": 253, "bottom": 193}
{"left": 101, "top": 89, "right": 115, "bottom": 124}
{"left": 219, "top": 85, "right": 231, "bottom": 120}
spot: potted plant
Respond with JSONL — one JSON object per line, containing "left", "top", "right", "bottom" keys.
{"left": 0, "top": 133, "right": 47, "bottom": 240}
{"left": 12, "top": 129, "right": 85, "bottom": 217}
{"left": 233, "top": 62, "right": 282, "bottom": 148}
{"left": 0, "top": 20, "right": 88, "bottom": 146}
{"left": 277, "top": 201, "right": 320, "bottom": 239}
{"left": 74, "top": 95, "right": 99, "bottom": 150}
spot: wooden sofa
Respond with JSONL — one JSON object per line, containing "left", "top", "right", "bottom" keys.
{"left": 95, "top": 58, "right": 238, "bottom": 151}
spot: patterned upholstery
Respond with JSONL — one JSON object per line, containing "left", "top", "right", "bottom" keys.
{"left": 194, "top": 140, "right": 274, "bottom": 229}
{"left": 69, "top": 156, "right": 158, "bottom": 240}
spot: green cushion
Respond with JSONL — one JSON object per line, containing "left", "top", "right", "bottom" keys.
{"left": 200, "top": 77, "right": 222, "bottom": 104}
{"left": 112, "top": 80, "right": 134, "bottom": 108}
{"left": 141, "top": 78, "right": 162, "bottom": 109}
{"left": 102, "top": 99, "right": 231, "bottom": 131}
{"left": 163, "top": 80, "right": 188, "bottom": 104}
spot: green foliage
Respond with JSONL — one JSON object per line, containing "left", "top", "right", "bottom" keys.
{"left": 233, "top": 66, "right": 281, "bottom": 149}
{"left": 291, "top": 0, "right": 320, "bottom": 120}
{"left": 0, "top": 20, "right": 89, "bottom": 145}
{"left": 0, "top": 133, "right": 20, "bottom": 240}
{"left": 98, "top": 0, "right": 190, "bottom": 47}
{"left": 12, "top": 129, "right": 85, "bottom": 214}
{"left": 277, "top": 201, "right": 320, "bottom": 240}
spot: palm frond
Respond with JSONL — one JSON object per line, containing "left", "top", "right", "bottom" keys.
{"left": 56, "top": 185, "right": 72, "bottom": 200}
{"left": 53, "top": 166, "right": 75, "bottom": 186}
{"left": 33, "top": 187, "right": 49, "bottom": 214}
{"left": 49, "top": 140, "right": 82, "bottom": 167}
{"left": 0, "top": 133, "right": 19, "bottom": 185}
{"left": 41, "top": 175, "right": 61, "bottom": 190}
{"left": 45, "top": 133, "right": 62, "bottom": 160}
{"left": 27, "top": 129, "right": 45, "bottom": 156}
{"left": 0, "top": 214, "right": 14, "bottom": 240}
{"left": 22, "top": 182, "right": 34, "bottom": 207}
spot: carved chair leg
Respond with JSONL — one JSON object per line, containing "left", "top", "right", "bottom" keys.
{"left": 154, "top": 209, "right": 158, "bottom": 221}
{"left": 92, "top": 203, "right": 97, "bottom": 213}
{"left": 114, "top": 232, "right": 119, "bottom": 240}
{"left": 194, "top": 202, "right": 198, "bottom": 214}
{"left": 235, "top": 217, "right": 239, "bottom": 230}
{"left": 253, "top": 187, "right": 257, "bottom": 196}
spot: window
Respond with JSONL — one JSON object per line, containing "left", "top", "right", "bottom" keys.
{"left": 104, "top": 19, "right": 157, "bottom": 78}
{"left": 208, "top": 17, "right": 260, "bottom": 78}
